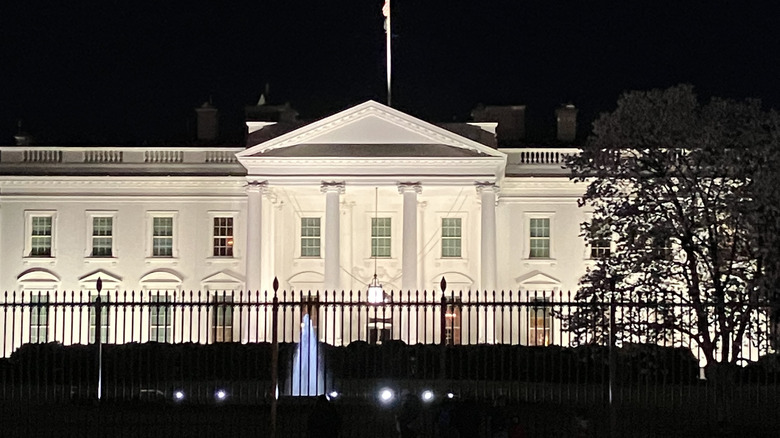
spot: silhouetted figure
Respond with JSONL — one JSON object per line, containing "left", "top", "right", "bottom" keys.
{"left": 436, "top": 397, "right": 459, "bottom": 438}
{"left": 508, "top": 415, "right": 526, "bottom": 438}
{"left": 452, "top": 399, "right": 481, "bottom": 437}
{"left": 308, "top": 394, "right": 341, "bottom": 438}
{"left": 396, "top": 393, "right": 423, "bottom": 438}
{"left": 489, "top": 396, "right": 509, "bottom": 438}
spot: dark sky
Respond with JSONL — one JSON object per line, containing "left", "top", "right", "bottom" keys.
{"left": 2, "top": 1, "right": 779, "bottom": 145}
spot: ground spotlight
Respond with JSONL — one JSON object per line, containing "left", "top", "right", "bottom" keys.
{"left": 215, "top": 389, "right": 227, "bottom": 401}
{"left": 173, "top": 390, "right": 185, "bottom": 401}
{"left": 378, "top": 388, "right": 394, "bottom": 404}
{"left": 421, "top": 390, "right": 434, "bottom": 402}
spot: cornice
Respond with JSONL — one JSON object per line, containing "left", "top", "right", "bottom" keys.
{"left": 239, "top": 101, "right": 506, "bottom": 159}
{"left": 0, "top": 177, "right": 246, "bottom": 188}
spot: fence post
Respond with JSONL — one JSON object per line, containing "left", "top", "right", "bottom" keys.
{"left": 270, "top": 278, "right": 279, "bottom": 438}
{"left": 439, "top": 277, "right": 447, "bottom": 380}
{"left": 608, "top": 283, "right": 617, "bottom": 438}
{"left": 95, "top": 277, "right": 103, "bottom": 401}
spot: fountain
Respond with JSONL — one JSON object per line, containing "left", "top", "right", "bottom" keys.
{"left": 291, "top": 313, "right": 324, "bottom": 396}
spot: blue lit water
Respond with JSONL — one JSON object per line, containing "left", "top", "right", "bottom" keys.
{"left": 291, "top": 313, "right": 324, "bottom": 396}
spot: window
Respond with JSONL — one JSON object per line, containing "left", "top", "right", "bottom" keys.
{"left": 30, "top": 293, "right": 49, "bottom": 343}
{"left": 152, "top": 216, "right": 174, "bottom": 257}
{"left": 300, "top": 217, "right": 321, "bottom": 257}
{"left": 30, "top": 215, "right": 53, "bottom": 257}
{"left": 368, "top": 322, "right": 392, "bottom": 345}
{"left": 441, "top": 218, "right": 462, "bottom": 258}
{"left": 651, "top": 236, "right": 673, "bottom": 260}
{"left": 371, "top": 218, "right": 392, "bottom": 258}
{"left": 212, "top": 217, "right": 234, "bottom": 257}
{"left": 444, "top": 296, "right": 462, "bottom": 345}
{"left": 528, "top": 297, "right": 552, "bottom": 346}
{"left": 213, "top": 292, "right": 234, "bottom": 342}
{"left": 529, "top": 218, "right": 550, "bottom": 258}
{"left": 91, "top": 216, "right": 114, "bottom": 257}
{"left": 149, "top": 294, "right": 172, "bottom": 342}
{"left": 589, "top": 220, "right": 611, "bottom": 259}
{"left": 89, "top": 293, "right": 110, "bottom": 344}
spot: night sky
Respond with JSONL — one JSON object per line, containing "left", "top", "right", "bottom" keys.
{"left": 2, "top": 1, "right": 779, "bottom": 145}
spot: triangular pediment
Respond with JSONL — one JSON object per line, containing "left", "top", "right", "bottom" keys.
{"left": 201, "top": 271, "right": 244, "bottom": 285}
{"left": 79, "top": 270, "right": 122, "bottom": 286}
{"left": 237, "top": 100, "right": 504, "bottom": 159}
{"left": 515, "top": 271, "right": 560, "bottom": 286}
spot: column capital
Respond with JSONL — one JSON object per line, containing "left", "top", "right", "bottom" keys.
{"left": 397, "top": 182, "right": 422, "bottom": 194}
{"left": 246, "top": 180, "right": 268, "bottom": 193}
{"left": 475, "top": 181, "right": 499, "bottom": 195}
{"left": 320, "top": 181, "right": 346, "bottom": 194}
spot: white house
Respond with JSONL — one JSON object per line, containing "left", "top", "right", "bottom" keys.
{"left": 0, "top": 100, "right": 588, "bottom": 355}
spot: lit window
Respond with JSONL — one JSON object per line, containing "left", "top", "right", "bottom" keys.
{"left": 371, "top": 218, "right": 391, "bottom": 258}
{"left": 89, "top": 293, "right": 110, "bottom": 344}
{"left": 152, "top": 217, "right": 173, "bottom": 257}
{"left": 212, "top": 217, "right": 234, "bottom": 257}
{"left": 441, "top": 218, "right": 462, "bottom": 258}
{"left": 30, "top": 216, "right": 53, "bottom": 257}
{"left": 30, "top": 293, "right": 49, "bottom": 343}
{"left": 91, "top": 217, "right": 114, "bottom": 257}
{"left": 528, "top": 297, "right": 551, "bottom": 346}
{"left": 301, "top": 217, "right": 321, "bottom": 257}
{"left": 444, "top": 296, "right": 462, "bottom": 345}
{"left": 529, "top": 218, "right": 550, "bottom": 258}
{"left": 150, "top": 294, "right": 172, "bottom": 342}
{"left": 589, "top": 220, "right": 611, "bottom": 259}
{"left": 213, "top": 293, "right": 234, "bottom": 342}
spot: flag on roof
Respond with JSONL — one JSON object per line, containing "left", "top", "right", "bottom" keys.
{"left": 382, "top": 0, "right": 390, "bottom": 32}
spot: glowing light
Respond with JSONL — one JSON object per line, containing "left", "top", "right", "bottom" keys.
{"left": 367, "top": 278, "right": 384, "bottom": 304}
{"left": 421, "top": 390, "right": 434, "bottom": 402}
{"left": 447, "top": 392, "right": 454, "bottom": 399}
{"left": 327, "top": 391, "right": 339, "bottom": 400}
{"left": 379, "top": 388, "right": 394, "bottom": 403}
{"left": 215, "top": 389, "right": 227, "bottom": 401}
{"left": 174, "top": 390, "right": 185, "bottom": 401}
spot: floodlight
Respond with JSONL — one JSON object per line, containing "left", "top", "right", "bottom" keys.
{"left": 378, "top": 388, "right": 394, "bottom": 404}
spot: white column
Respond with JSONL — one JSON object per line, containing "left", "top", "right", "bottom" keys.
{"left": 398, "top": 183, "right": 421, "bottom": 292}
{"left": 322, "top": 182, "right": 345, "bottom": 291}
{"left": 477, "top": 182, "right": 498, "bottom": 343}
{"left": 246, "top": 180, "right": 267, "bottom": 293}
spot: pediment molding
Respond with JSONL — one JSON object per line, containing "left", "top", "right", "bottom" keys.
{"left": 79, "top": 270, "right": 122, "bottom": 287}
{"left": 238, "top": 100, "right": 505, "bottom": 160}
{"left": 515, "top": 270, "right": 561, "bottom": 286}
{"left": 17, "top": 268, "right": 60, "bottom": 285}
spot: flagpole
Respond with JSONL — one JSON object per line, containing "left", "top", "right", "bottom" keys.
{"left": 385, "top": 0, "right": 392, "bottom": 107}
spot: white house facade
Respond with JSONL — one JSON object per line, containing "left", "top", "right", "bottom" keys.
{"left": 0, "top": 100, "right": 588, "bottom": 355}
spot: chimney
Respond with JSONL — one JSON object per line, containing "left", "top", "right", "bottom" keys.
{"left": 471, "top": 105, "right": 526, "bottom": 147}
{"left": 195, "top": 101, "right": 219, "bottom": 141}
{"left": 555, "top": 104, "right": 577, "bottom": 143}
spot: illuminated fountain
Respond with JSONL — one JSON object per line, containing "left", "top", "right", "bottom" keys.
{"left": 291, "top": 313, "right": 324, "bottom": 396}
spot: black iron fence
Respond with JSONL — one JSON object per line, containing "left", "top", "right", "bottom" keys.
{"left": 1, "top": 281, "right": 779, "bottom": 432}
